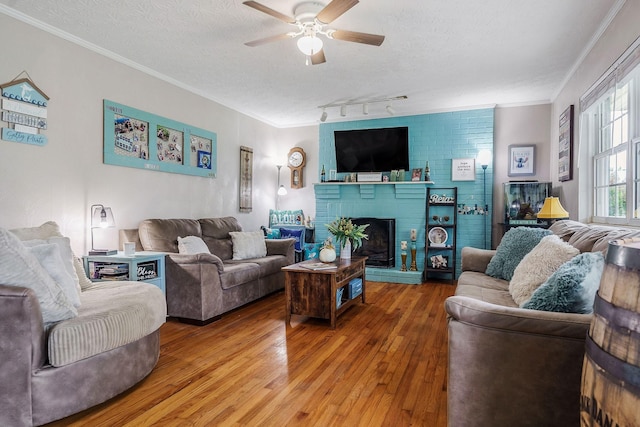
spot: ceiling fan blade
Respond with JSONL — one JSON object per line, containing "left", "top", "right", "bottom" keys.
{"left": 316, "top": 0, "right": 359, "bottom": 24}
{"left": 330, "top": 29, "right": 385, "bottom": 46}
{"left": 243, "top": 1, "right": 296, "bottom": 24}
{"left": 311, "top": 49, "right": 326, "bottom": 65}
{"left": 244, "top": 33, "right": 292, "bottom": 47}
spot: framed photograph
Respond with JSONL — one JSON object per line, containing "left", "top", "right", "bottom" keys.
{"left": 411, "top": 168, "right": 422, "bottom": 181}
{"left": 428, "top": 226, "right": 448, "bottom": 247}
{"left": 239, "top": 146, "right": 253, "bottom": 213}
{"left": 329, "top": 169, "right": 337, "bottom": 181}
{"left": 451, "top": 158, "right": 476, "bottom": 181}
{"left": 508, "top": 145, "right": 535, "bottom": 176}
{"left": 558, "top": 105, "right": 574, "bottom": 182}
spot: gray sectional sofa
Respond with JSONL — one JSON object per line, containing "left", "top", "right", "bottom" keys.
{"left": 123, "top": 216, "right": 295, "bottom": 325}
{"left": 446, "top": 220, "right": 640, "bottom": 427}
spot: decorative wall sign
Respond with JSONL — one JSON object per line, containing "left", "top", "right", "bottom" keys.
{"left": 239, "top": 146, "right": 253, "bottom": 213}
{"left": 0, "top": 73, "right": 49, "bottom": 146}
{"left": 451, "top": 158, "right": 476, "bottom": 181}
{"left": 508, "top": 145, "right": 535, "bottom": 176}
{"left": 103, "top": 100, "right": 217, "bottom": 177}
{"left": 558, "top": 105, "right": 574, "bottom": 182}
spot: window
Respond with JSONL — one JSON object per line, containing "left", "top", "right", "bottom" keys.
{"left": 581, "top": 38, "right": 640, "bottom": 225}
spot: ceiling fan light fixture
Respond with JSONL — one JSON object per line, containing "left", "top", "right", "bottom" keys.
{"left": 297, "top": 35, "right": 323, "bottom": 56}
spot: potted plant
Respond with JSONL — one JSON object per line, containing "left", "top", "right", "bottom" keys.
{"left": 326, "top": 217, "right": 369, "bottom": 260}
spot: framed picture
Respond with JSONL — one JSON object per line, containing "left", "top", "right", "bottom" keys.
{"left": 451, "top": 158, "right": 475, "bottom": 181}
{"left": 411, "top": 168, "right": 422, "bottom": 181}
{"left": 239, "top": 146, "right": 253, "bottom": 213}
{"left": 558, "top": 105, "right": 574, "bottom": 182}
{"left": 508, "top": 145, "right": 535, "bottom": 176}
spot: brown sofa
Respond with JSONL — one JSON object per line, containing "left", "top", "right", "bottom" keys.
{"left": 122, "top": 217, "right": 295, "bottom": 325}
{"left": 445, "top": 220, "right": 640, "bottom": 427}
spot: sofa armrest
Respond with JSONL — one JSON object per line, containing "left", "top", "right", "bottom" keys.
{"left": 166, "top": 252, "right": 224, "bottom": 273}
{"left": 445, "top": 295, "right": 591, "bottom": 427}
{"left": 266, "top": 238, "right": 295, "bottom": 263}
{"left": 0, "top": 285, "right": 47, "bottom": 426}
{"left": 460, "top": 246, "right": 496, "bottom": 272}
{"left": 445, "top": 295, "right": 591, "bottom": 338}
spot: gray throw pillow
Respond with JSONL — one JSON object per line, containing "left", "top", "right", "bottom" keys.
{"left": 485, "top": 227, "right": 552, "bottom": 281}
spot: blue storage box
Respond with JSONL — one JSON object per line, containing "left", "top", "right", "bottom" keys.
{"left": 347, "top": 278, "right": 363, "bottom": 299}
{"left": 336, "top": 286, "right": 345, "bottom": 308}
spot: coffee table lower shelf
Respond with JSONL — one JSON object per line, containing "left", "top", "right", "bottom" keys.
{"left": 282, "top": 256, "right": 367, "bottom": 329}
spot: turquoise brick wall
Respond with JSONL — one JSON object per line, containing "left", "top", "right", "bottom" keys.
{"left": 315, "top": 108, "right": 494, "bottom": 282}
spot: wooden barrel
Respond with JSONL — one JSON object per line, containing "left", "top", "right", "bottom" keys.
{"left": 581, "top": 239, "right": 640, "bottom": 427}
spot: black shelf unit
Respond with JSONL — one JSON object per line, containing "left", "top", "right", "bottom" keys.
{"left": 424, "top": 187, "right": 457, "bottom": 284}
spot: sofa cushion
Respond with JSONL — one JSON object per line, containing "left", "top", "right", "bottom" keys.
{"left": 523, "top": 252, "right": 604, "bottom": 314}
{"left": 200, "top": 217, "right": 242, "bottom": 260}
{"left": 177, "top": 235, "right": 210, "bottom": 254}
{"left": 0, "top": 228, "right": 77, "bottom": 324}
{"left": 509, "top": 235, "right": 579, "bottom": 306}
{"left": 139, "top": 218, "right": 201, "bottom": 252}
{"left": 22, "top": 237, "right": 81, "bottom": 295}
{"left": 567, "top": 225, "right": 618, "bottom": 253}
{"left": 548, "top": 220, "right": 587, "bottom": 242}
{"left": 485, "top": 227, "right": 552, "bottom": 281}
{"left": 10, "top": 221, "right": 94, "bottom": 291}
{"left": 219, "top": 263, "right": 261, "bottom": 289}
{"left": 455, "top": 274, "right": 517, "bottom": 307}
{"left": 47, "top": 281, "right": 166, "bottom": 367}
{"left": 280, "top": 227, "right": 305, "bottom": 252}
{"left": 229, "top": 231, "right": 267, "bottom": 260}
{"left": 592, "top": 229, "right": 640, "bottom": 253}
{"left": 27, "top": 243, "right": 81, "bottom": 308}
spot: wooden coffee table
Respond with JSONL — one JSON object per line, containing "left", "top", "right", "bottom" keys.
{"left": 282, "top": 256, "right": 367, "bottom": 329}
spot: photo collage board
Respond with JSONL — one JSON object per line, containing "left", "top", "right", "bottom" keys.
{"left": 103, "top": 99, "right": 217, "bottom": 178}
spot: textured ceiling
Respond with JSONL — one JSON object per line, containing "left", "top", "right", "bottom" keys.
{"left": 0, "top": 0, "right": 620, "bottom": 127}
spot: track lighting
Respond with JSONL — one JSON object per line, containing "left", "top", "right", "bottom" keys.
{"left": 317, "top": 95, "right": 407, "bottom": 121}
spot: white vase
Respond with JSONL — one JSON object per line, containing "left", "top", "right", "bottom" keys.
{"left": 319, "top": 247, "right": 336, "bottom": 263}
{"left": 340, "top": 240, "right": 352, "bottom": 260}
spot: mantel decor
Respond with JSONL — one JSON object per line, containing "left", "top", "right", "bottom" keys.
{"left": 558, "top": 105, "right": 574, "bottom": 182}
{"left": 508, "top": 145, "right": 535, "bottom": 177}
{"left": 103, "top": 100, "right": 217, "bottom": 178}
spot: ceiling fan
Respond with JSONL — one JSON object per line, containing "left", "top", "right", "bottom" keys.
{"left": 243, "top": 0, "right": 385, "bottom": 65}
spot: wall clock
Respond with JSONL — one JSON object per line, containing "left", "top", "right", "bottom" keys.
{"left": 287, "top": 147, "right": 306, "bottom": 189}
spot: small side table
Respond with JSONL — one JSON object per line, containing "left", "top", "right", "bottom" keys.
{"left": 83, "top": 251, "right": 166, "bottom": 294}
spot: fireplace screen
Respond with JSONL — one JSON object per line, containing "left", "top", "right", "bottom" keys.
{"left": 352, "top": 218, "right": 395, "bottom": 268}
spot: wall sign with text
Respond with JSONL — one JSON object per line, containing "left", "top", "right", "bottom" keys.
{"left": 0, "top": 77, "right": 49, "bottom": 146}
{"left": 103, "top": 99, "right": 217, "bottom": 178}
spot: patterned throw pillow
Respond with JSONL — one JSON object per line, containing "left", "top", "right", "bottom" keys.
{"left": 280, "top": 228, "right": 305, "bottom": 252}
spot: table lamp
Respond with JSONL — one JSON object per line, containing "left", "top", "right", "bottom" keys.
{"left": 89, "top": 204, "right": 117, "bottom": 255}
{"left": 537, "top": 197, "right": 569, "bottom": 223}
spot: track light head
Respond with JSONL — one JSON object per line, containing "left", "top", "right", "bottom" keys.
{"left": 386, "top": 104, "right": 395, "bottom": 115}
{"left": 320, "top": 108, "right": 327, "bottom": 122}
{"left": 340, "top": 105, "right": 347, "bottom": 117}
{"left": 363, "top": 103, "right": 369, "bottom": 115}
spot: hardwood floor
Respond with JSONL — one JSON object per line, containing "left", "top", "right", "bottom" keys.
{"left": 47, "top": 281, "right": 455, "bottom": 427}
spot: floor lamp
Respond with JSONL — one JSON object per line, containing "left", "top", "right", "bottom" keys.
{"left": 276, "top": 165, "right": 287, "bottom": 209}
{"left": 477, "top": 150, "right": 492, "bottom": 249}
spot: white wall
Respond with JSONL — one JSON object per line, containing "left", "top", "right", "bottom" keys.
{"left": 551, "top": 0, "right": 640, "bottom": 222}
{"left": 493, "top": 104, "right": 551, "bottom": 245}
{"left": 0, "top": 13, "right": 318, "bottom": 255}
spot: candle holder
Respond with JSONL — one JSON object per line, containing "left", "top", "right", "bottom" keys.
{"left": 401, "top": 251, "right": 408, "bottom": 271}
{"left": 410, "top": 240, "right": 418, "bottom": 271}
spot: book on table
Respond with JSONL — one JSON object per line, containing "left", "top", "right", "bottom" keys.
{"left": 301, "top": 261, "right": 338, "bottom": 270}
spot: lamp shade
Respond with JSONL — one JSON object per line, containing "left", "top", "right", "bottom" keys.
{"left": 91, "top": 204, "right": 115, "bottom": 228}
{"left": 297, "top": 36, "right": 323, "bottom": 56}
{"left": 278, "top": 185, "right": 288, "bottom": 196}
{"left": 537, "top": 197, "right": 569, "bottom": 219}
{"left": 477, "top": 149, "right": 492, "bottom": 168}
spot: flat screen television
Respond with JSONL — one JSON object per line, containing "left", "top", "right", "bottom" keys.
{"left": 334, "top": 127, "right": 409, "bottom": 173}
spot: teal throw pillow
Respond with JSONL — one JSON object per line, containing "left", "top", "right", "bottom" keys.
{"left": 265, "top": 228, "right": 281, "bottom": 239}
{"left": 523, "top": 252, "right": 604, "bottom": 313}
{"left": 485, "top": 227, "right": 552, "bottom": 281}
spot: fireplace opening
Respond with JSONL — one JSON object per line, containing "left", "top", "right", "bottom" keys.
{"left": 352, "top": 218, "right": 395, "bottom": 268}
